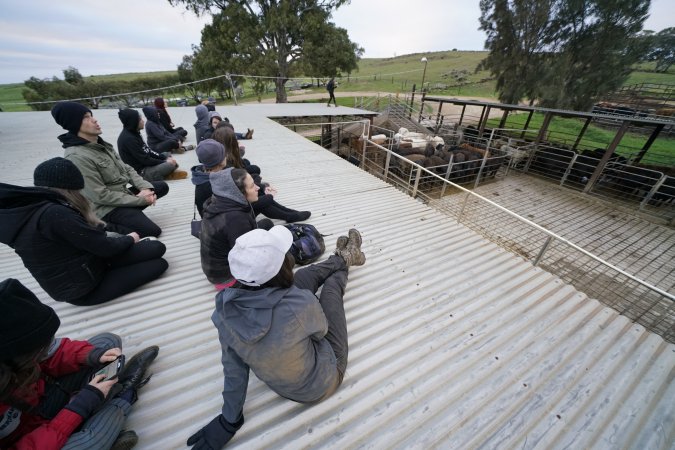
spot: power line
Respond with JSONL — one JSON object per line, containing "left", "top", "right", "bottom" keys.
{"left": 2, "top": 68, "right": 425, "bottom": 107}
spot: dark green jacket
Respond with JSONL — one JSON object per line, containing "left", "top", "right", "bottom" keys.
{"left": 60, "top": 133, "right": 153, "bottom": 218}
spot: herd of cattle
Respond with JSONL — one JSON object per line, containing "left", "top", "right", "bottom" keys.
{"left": 357, "top": 125, "right": 674, "bottom": 208}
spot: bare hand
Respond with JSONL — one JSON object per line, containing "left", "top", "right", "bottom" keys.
{"left": 99, "top": 348, "right": 122, "bottom": 364}
{"left": 127, "top": 232, "right": 140, "bottom": 243}
{"left": 88, "top": 375, "right": 117, "bottom": 398}
{"left": 136, "top": 189, "right": 156, "bottom": 205}
{"left": 167, "top": 157, "right": 177, "bottom": 166}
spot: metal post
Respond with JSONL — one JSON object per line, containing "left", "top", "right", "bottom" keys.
{"left": 440, "top": 154, "right": 455, "bottom": 197}
{"left": 457, "top": 192, "right": 471, "bottom": 223}
{"left": 583, "top": 120, "right": 630, "bottom": 194}
{"left": 639, "top": 174, "right": 667, "bottom": 210}
{"left": 411, "top": 166, "right": 422, "bottom": 198}
{"left": 409, "top": 84, "right": 416, "bottom": 119}
{"left": 559, "top": 153, "right": 578, "bottom": 187}
{"left": 474, "top": 141, "right": 491, "bottom": 188}
{"left": 533, "top": 236, "right": 553, "bottom": 267}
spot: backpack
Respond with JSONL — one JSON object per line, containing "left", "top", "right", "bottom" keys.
{"left": 284, "top": 223, "right": 325, "bottom": 265}
{"left": 326, "top": 79, "right": 334, "bottom": 91}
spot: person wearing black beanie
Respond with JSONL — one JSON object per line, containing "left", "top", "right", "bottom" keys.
{"left": 0, "top": 158, "right": 169, "bottom": 306}
{"left": 0, "top": 278, "right": 160, "bottom": 450}
{"left": 50, "top": 101, "right": 169, "bottom": 238}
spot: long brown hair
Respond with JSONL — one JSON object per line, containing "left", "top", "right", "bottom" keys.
{"left": 261, "top": 253, "right": 295, "bottom": 289}
{"left": 50, "top": 188, "right": 105, "bottom": 227}
{"left": 0, "top": 345, "right": 49, "bottom": 410}
{"left": 212, "top": 124, "right": 245, "bottom": 169}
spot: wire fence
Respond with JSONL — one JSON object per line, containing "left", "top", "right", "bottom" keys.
{"left": 283, "top": 119, "right": 675, "bottom": 343}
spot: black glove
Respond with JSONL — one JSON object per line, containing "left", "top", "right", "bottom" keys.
{"left": 187, "top": 413, "right": 244, "bottom": 449}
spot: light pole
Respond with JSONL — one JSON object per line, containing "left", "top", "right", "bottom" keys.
{"left": 420, "top": 57, "right": 428, "bottom": 93}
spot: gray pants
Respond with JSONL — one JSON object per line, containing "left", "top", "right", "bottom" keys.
{"left": 39, "top": 333, "right": 132, "bottom": 450}
{"left": 293, "top": 255, "right": 349, "bottom": 380}
{"left": 142, "top": 161, "right": 176, "bottom": 181}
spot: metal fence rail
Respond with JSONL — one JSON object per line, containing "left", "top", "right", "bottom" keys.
{"left": 285, "top": 119, "right": 675, "bottom": 342}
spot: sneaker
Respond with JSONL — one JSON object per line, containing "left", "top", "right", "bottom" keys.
{"left": 165, "top": 170, "right": 188, "bottom": 180}
{"left": 111, "top": 430, "right": 138, "bottom": 450}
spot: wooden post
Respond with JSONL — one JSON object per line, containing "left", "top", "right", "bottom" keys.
{"left": 435, "top": 101, "right": 445, "bottom": 134}
{"left": 409, "top": 84, "right": 416, "bottom": 119}
{"left": 418, "top": 91, "right": 426, "bottom": 124}
{"left": 523, "top": 112, "right": 553, "bottom": 172}
{"left": 478, "top": 106, "right": 492, "bottom": 140}
{"left": 458, "top": 104, "right": 467, "bottom": 126}
{"left": 634, "top": 124, "right": 664, "bottom": 164}
{"left": 498, "top": 109, "right": 509, "bottom": 129}
{"left": 582, "top": 120, "right": 630, "bottom": 193}
{"left": 572, "top": 117, "right": 592, "bottom": 151}
{"left": 520, "top": 110, "right": 534, "bottom": 139}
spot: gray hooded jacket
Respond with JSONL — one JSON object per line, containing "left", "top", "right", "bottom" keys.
{"left": 212, "top": 284, "right": 339, "bottom": 422}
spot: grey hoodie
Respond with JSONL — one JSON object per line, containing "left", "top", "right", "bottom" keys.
{"left": 194, "top": 105, "right": 210, "bottom": 142}
{"left": 212, "top": 284, "right": 339, "bottom": 422}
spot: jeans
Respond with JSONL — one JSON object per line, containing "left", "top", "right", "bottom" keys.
{"left": 293, "top": 255, "right": 349, "bottom": 379}
{"left": 39, "top": 333, "right": 132, "bottom": 450}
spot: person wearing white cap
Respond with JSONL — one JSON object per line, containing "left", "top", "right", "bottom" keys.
{"left": 187, "top": 227, "right": 365, "bottom": 449}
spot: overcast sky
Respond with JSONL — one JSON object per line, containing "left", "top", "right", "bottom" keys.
{"left": 1, "top": 0, "right": 673, "bottom": 84}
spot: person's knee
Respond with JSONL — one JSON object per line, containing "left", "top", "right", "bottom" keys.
{"left": 88, "top": 332, "right": 122, "bottom": 349}
{"left": 151, "top": 181, "right": 169, "bottom": 199}
{"left": 257, "top": 218, "right": 274, "bottom": 230}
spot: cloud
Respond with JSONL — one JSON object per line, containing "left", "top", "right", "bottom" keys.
{"left": 0, "top": 0, "right": 672, "bottom": 84}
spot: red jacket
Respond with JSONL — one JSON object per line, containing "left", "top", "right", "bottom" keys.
{"left": 0, "top": 338, "right": 94, "bottom": 450}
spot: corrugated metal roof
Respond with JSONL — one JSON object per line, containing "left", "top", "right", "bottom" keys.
{"left": 0, "top": 106, "right": 673, "bottom": 449}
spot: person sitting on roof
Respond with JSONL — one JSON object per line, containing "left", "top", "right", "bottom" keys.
{"left": 154, "top": 97, "right": 188, "bottom": 141}
{"left": 142, "top": 106, "right": 193, "bottom": 155}
{"left": 51, "top": 101, "right": 168, "bottom": 238}
{"left": 192, "top": 135, "right": 310, "bottom": 221}
{"left": 186, "top": 226, "right": 365, "bottom": 449}
{"left": 0, "top": 277, "right": 159, "bottom": 450}
{"left": 0, "top": 158, "right": 168, "bottom": 306}
{"left": 118, "top": 108, "right": 188, "bottom": 182}
{"left": 203, "top": 112, "right": 253, "bottom": 142}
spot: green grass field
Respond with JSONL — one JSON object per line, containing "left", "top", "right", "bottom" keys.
{"left": 487, "top": 112, "right": 675, "bottom": 166}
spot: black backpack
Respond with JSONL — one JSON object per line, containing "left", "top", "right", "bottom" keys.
{"left": 285, "top": 223, "right": 325, "bottom": 265}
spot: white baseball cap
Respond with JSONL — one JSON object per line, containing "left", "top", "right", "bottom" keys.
{"left": 228, "top": 226, "right": 294, "bottom": 286}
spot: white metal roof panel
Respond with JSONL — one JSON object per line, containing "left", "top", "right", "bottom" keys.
{"left": 0, "top": 105, "right": 673, "bottom": 449}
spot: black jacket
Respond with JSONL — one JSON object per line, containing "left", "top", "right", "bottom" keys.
{"left": 0, "top": 183, "right": 134, "bottom": 302}
{"left": 200, "top": 170, "right": 257, "bottom": 284}
{"left": 142, "top": 106, "right": 177, "bottom": 150}
{"left": 118, "top": 109, "right": 166, "bottom": 174}
{"left": 191, "top": 165, "right": 212, "bottom": 218}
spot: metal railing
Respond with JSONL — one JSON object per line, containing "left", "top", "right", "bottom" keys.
{"left": 284, "top": 119, "right": 675, "bottom": 342}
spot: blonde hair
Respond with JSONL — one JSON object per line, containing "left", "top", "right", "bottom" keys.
{"left": 50, "top": 188, "right": 105, "bottom": 227}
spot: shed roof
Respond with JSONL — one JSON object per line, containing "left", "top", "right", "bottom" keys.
{"left": 0, "top": 104, "right": 672, "bottom": 449}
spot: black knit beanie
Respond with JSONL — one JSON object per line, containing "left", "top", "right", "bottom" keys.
{"left": 0, "top": 279, "right": 60, "bottom": 361}
{"left": 51, "top": 101, "right": 92, "bottom": 134}
{"left": 34, "top": 157, "right": 85, "bottom": 190}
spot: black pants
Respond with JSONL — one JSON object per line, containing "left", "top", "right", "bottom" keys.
{"left": 154, "top": 139, "right": 180, "bottom": 153}
{"left": 327, "top": 90, "right": 337, "bottom": 106}
{"left": 69, "top": 240, "right": 168, "bottom": 306}
{"left": 102, "top": 181, "right": 168, "bottom": 237}
{"left": 293, "top": 255, "right": 349, "bottom": 379}
{"left": 253, "top": 194, "right": 299, "bottom": 222}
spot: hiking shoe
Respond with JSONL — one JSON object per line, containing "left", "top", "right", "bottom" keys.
{"left": 111, "top": 430, "right": 138, "bottom": 450}
{"left": 335, "top": 236, "right": 349, "bottom": 252}
{"left": 245, "top": 128, "right": 254, "bottom": 139}
{"left": 336, "top": 243, "right": 366, "bottom": 267}
{"left": 347, "top": 228, "right": 362, "bottom": 249}
{"left": 165, "top": 170, "right": 188, "bottom": 180}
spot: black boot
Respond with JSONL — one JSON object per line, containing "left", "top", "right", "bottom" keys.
{"left": 116, "top": 346, "right": 159, "bottom": 402}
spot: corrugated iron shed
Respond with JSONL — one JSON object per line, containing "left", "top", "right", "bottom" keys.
{"left": 0, "top": 105, "right": 673, "bottom": 450}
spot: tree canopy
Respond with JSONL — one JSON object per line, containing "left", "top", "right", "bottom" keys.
{"left": 640, "top": 27, "right": 675, "bottom": 72}
{"left": 168, "top": 0, "right": 363, "bottom": 103}
{"left": 479, "top": 0, "right": 650, "bottom": 111}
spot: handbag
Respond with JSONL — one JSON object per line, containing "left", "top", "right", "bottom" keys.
{"left": 191, "top": 204, "right": 202, "bottom": 239}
